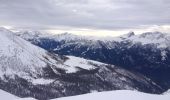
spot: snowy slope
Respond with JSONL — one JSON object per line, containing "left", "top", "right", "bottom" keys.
{"left": 1, "top": 90, "right": 170, "bottom": 100}
{"left": 1, "top": 89, "right": 170, "bottom": 100}
{"left": 0, "top": 90, "right": 19, "bottom": 100}
{"left": 0, "top": 89, "right": 37, "bottom": 100}
{"left": 164, "top": 89, "right": 170, "bottom": 95}
{"left": 0, "top": 28, "right": 48, "bottom": 80}
{"left": 53, "top": 90, "right": 170, "bottom": 100}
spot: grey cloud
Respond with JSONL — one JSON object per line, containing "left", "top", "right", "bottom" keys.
{"left": 0, "top": 0, "right": 170, "bottom": 31}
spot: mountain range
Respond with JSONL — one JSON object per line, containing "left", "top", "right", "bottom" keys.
{"left": 17, "top": 30, "right": 170, "bottom": 93}
{"left": 0, "top": 27, "right": 164, "bottom": 100}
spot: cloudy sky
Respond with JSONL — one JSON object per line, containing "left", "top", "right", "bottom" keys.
{"left": 0, "top": 0, "right": 170, "bottom": 36}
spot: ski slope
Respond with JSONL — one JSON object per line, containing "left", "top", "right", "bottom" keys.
{"left": 53, "top": 90, "right": 170, "bottom": 100}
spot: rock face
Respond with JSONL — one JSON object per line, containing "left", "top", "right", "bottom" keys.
{"left": 17, "top": 31, "right": 170, "bottom": 92}
{"left": 0, "top": 28, "right": 163, "bottom": 100}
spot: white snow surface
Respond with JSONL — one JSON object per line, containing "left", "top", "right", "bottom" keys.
{"left": 57, "top": 56, "right": 105, "bottom": 73}
{"left": 0, "top": 90, "right": 19, "bottom": 100}
{"left": 1, "top": 89, "right": 170, "bottom": 100}
{"left": 31, "top": 78, "right": 55, "bottom": 85}
{"left": 53, "top": 90, "right": 170, "bottom": 100}
{"left": 0, "top": 89, "right": 36, "bottom": 100}
{"left": 0, "top": 90, "right": 170, "bottom": 100}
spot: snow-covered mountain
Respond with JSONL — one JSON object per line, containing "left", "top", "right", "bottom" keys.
{"left": 0, "top": 28, "right": 101, "bottom": 81}
{"left": 17, "top": 30, "right": 170, "bottom": 93}
{"left": 0, "top": 27, "right": 163, "bottom": 100}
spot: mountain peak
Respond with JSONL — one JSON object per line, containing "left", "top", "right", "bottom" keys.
{"left": 17, "top": 30, "right": 43, "bottom": 36}
{"left": 127, "top": 31, "right": 135, "bottom": 37}
{"left": 0, "top": 27, "right": 15, "bottom": 40}
{"left": 61, "top": 32, "right": 74, "bottom": 36}
{"left": 118, "top": 31, "right": 135, "bottom": 39}
{"left": 139, "top": 31, "right": 166, "bottom": 39}
{"left": 0, "top": 27, "right": 12, "bottom": 33}
{"left": 0, "top": 27, "right": 8, "bottom": 31}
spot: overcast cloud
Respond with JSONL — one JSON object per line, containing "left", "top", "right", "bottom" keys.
{"left": 0, "top": 0, "right": 170, "bottom": 34}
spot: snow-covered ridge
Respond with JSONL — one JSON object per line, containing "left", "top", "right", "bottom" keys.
{"left": 54, "top": 90, "right": 170, "bottom": 100}
{"left": 16, "top": 29, "right": 169, "bottom": 41}
{"left": 0, "top": 27, "right": 47, "bottom": 80}
{"left": 128, "top": 32, "right": 170, "bottom": 48}
{"left": 164, "top": 89, "right": 170, "bottom": 95}
{"left": 17, "top": 31, "right": 107, "bottom": 41}
{"left": 1, "top": 89, "right": 170, "bottom": 100}
{"left": 17, "top": 30, "right": 170, "bottom": 49}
